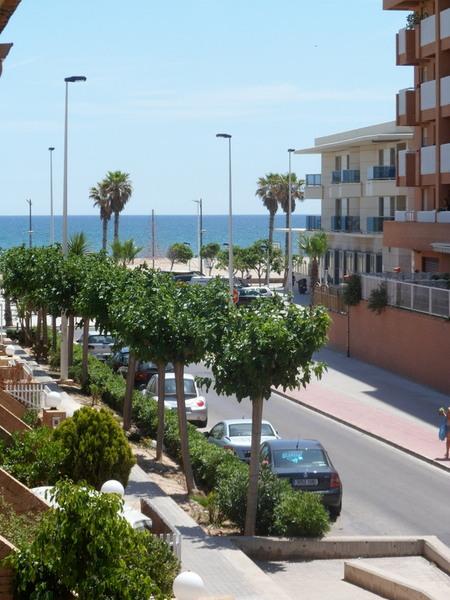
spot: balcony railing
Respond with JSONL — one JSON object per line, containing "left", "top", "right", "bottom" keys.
{"left": 367, "top": 166, "right": 396, "bottom": 180}
{"left": 331, "top": 170, "right": 360, "bottom": 184}
{"left": 305, "top": 174, "right": 321, "bottom": 186}
{"left": 331, "top": 171, "right": 341, "bottom": 184}
{"left": 305, "top": 215, "right": 322, "bottom": 230}
{"left": 420, "top": 14, "right": 436, "bottom": 47}
{"left": 442, "top": 7, "right": 450, "bottom": 40}
{"left": 366, "top": 216, "right": 394, "bottom": 233}
{"left": 331, "top": 216, "right": 360, "bottom": 233}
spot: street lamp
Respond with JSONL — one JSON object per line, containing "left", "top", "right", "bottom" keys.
{"left": 48, "top": 147, "right": 55, "bottom": 244}
{"left": 193, "top": 199, "right": 203, "bottom": 274}
{"left": 287, "top": 148, "right": 296, "bottom": 296}
{"left": 216, "top": 133, "right": 233, "bottom": 295}
{"left": 60, "top": 75, "right": 86, "bottom": 382}
{"left": 26, "top": 198, "right": 32, "bottom": 248}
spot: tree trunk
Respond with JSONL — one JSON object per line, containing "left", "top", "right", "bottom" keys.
{"left": 283, "top": 210, "right": 289, "bottom": 286}
{"left": 51, "top": 315, "right": 57, "bottom": 352}
{"left": 310, "top": 258, "right": 319, "bottom": 306}
{"left": 114, "top": 211, "right": 120, "bottom": 243}
{"left": 102, "top": 217, "right": 108, "bottom": 251}
{"left": 68, "top": 315, "right": 75, "bottom": 367}
{"left": 174, "top": 361, "right": 196, "bottom": 494}
{"left": 35, "top": 309, "right": 42, "bottom": 347}
{"left": 81, "top": 318, "right": 90, "bottom": 389}
{"left": 123, "top": 351, "right": 136, "bottom": 431}
{"left": 266, "top": 211, "right": 275, "bottom": 284}
{"left": 156, "top": 362, "right": 166, "bottom": 461}
{"left": 4, "top": 297, "right": 13, "bottom": 328}
{"left": 42, "top": 309, "right": 48, "bottom": 347}
{"left": 24, "top": 311, "right": 32, "bottom": 346}
{"left": 244, "top": 395, "right": 264, "bottom": 536}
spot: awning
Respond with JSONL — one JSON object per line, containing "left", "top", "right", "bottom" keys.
{"left": 430, "top": 242, "right": 450, "bottom": 255}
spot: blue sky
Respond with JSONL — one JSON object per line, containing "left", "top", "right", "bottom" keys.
{"left": 0, "top": 0, "right": 412, "bottom": 216}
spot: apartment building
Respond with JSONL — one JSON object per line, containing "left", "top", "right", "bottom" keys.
{"left": 0, "top": 0, "right": 21, "bottom": 77}
{"left": 384, "top": 0, "right": 450, "bottom": 272}
{"left": 297, "top": 122, "right": 413, "bottom": 283}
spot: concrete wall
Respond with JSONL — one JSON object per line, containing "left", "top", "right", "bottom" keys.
{"left": 0, "top": 468, "right": 49, "bottom": 515}
{"left": 327, "top": 301, "right": 450, "bottom": 395}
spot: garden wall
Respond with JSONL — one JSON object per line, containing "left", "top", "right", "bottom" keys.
{"left": 0, "top": 468, "right": 49, "bottom": 515}
{"left": 0, "top": 536, "right": 16, "bottom": 600}
{"left": 326, "top": 301, "right": 450, "bottom": 395}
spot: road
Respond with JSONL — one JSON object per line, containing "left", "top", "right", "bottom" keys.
{"left": 188, "top": 363, "right": 450, "bottom": 544}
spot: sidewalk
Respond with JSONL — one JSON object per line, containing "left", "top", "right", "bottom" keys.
{"left": 275, "top": 347, "right": 450, "bottom": 471}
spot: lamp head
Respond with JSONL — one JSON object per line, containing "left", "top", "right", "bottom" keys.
{"left": 64, "top": 75, "right": 87, "bottom": 83}
{"left": 46, "top": 391, "right": 62, "bottom": 410}
{"left": 48, "top": 146, "right": 55, "bottom": 152}
{"left": 5, "top": 344, "right": 15, "bottom": 357}
{"left": 288, "top": 148, "right": 296, "bottom": 153}
{"left": 101, "top": 480, "right": 125, "bottom": 497}
{"left": 216, "top": 133, "right": 231, "bottom": 139}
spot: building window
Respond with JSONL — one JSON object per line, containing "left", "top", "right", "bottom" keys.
{"left": 396, "top": 195, "right": 406, "bottom": 211}
{"left": 378, "top": 149, "right": 384, "bottom": 166}
{"left": 422, "top": 257, "right": 439, "bottom": 272}
{"left": 376, "top": 254, "right": 383, "bottom": 273}
{"left": 335, "top": 156, "right": 341, "bottom": 171}
{"left": 378, "top": 197, "right": 384, "bottom": 217}
{"left": 390, "top": 148, "right": 396, "bottom": 166}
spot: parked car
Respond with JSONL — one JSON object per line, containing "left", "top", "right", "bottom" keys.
{"left": 110, "top": 347, "right": 174, "bottom": 387}
{"left": 236, "top": 286, "right": 274, "bottom": 306}
{"left": 142, "top": 372, "right": 207, "bottom": 427}
{"left": 206, "top": 418, "right": 280, "bottom": 461}
{"left": 260, "top": 439, "right": 342, "bottom": 517}
{"left": 75, "top": 331, "right": 115, "bottom": 361}
{"left": 173, "top": 271, "right": 201, "bottom": 283}
{"left": 30, "top": 486, "right": 153, "bottom": 531}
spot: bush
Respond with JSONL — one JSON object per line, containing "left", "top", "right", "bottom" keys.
{"left": 0, "top": 497, "right": 43, "bottom": 549}
{"left": 7, "top": 481, "right": 178, "bottom": 600}
{"left": 368, "top": 282, "right": 388, "bottom": 314}
{"left": 21, "top": 408, "right": 40, "bottom": 428}
{"left": 274, "top": 490, "right": 330, "bottom": 537}
{"left": 54, "top": 407, "right": 135, "bottom": 489}
{"left": 0, "top": 427, "right": 67, "bottom": 487}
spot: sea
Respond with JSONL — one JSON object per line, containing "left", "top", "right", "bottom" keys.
{"left": 0, "top": 214, "right": 311, "bottom": 256}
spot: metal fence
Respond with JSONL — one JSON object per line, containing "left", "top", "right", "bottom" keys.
{"left": 156, "top": 532, "right": 182, "bottom": 560}
{"left": 313, "top": 285, "right": 346, "bottom": 314}
{"left": 360, "top": 275, "right": 450, "bottom": 318}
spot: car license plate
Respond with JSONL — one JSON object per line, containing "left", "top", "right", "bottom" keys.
{"left": 293, "top": 478, "right": 318, "bottom": 486}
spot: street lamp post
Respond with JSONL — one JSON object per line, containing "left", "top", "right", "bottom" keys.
{"left": 193, "top": 198, "right": 203, "bottom": 274}
{"left": 216, "top": 133, "right": 233, "bottom": 295}
{"left": 48, "top": 147, "right": 55, "bottom": 244}
{"left": 287, "top": 148, "right": 296, "bottom": 296}
{"left": 60, "top": 75, "right": 86, "bottom": 382}
{"left": 26, "top": 198, "right": 32, "bottom": 248}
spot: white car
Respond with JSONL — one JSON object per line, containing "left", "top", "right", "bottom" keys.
{"left": 31, "top": 486, "right": 152, "bottom": 532}
{"left": 76, "top": 331, "right": 115, "bottom": 361}
{"left": 206, "top": 418, "right": 280, "bottom": 461}
{"left": 143, "top": 372, "right": 208, "bottom": 428}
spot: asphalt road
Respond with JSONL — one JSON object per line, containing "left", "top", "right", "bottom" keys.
{"left": 188, "top": 363, "right": 450, "bottom": 544}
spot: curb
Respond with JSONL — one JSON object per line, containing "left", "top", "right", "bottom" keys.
{"left": 271, "top": 387, "right": 450, "bottom": 475}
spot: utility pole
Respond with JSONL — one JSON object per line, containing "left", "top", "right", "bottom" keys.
{"left": 193, "top": 198, "right": 204, "bottom": 274}
{"left": 26, "top": 198, "right": 32, "bottom": 248}
{"left": 151, "top": 209, "right": 155, "bottom": 270}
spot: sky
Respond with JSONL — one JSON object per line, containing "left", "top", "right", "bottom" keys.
{"left": 0, "top": 0, "right": 412, "bottom": 216}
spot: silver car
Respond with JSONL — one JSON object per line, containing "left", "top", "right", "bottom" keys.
{"left": 206, "top": 418, "right": 280, "bottom": 461}
{"left": 143, "top": 372, "right": 208, "bottom": 428}
{"left": 76, "top": 331, "right": 115, "bottom": 361}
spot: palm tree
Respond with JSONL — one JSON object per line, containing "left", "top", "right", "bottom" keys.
{"left": 68, "top": 231, "right": 89, "bottom": 256}
{"left": 103, "top": 171, "right": 133, "bottom": 243}
{"left": 299, "top": 231, "right": 328, "bottom": 301}
{"left": 90, "top": 182, "right": 111, "bottom": 251}
{"left": 111, "top": 239, "right": 143, "bottom": 266}
{"left": 256, "top": 173, "right": 279, "bottom": 284}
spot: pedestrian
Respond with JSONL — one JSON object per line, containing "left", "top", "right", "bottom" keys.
{"left": 438, "top": 406, "right": 450, "bottom": 459}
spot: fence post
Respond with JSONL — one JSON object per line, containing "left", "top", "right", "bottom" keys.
{"left": 429, "top": 287, "right": 432, "bottom": 315}
{"left": 410, "top": 283, "right": 414, "bottom": 310}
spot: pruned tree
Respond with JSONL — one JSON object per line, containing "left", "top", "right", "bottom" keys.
{"left": 167, "top": 243, "right": 193, "bottom": 271}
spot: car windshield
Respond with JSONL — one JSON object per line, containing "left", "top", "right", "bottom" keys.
{"left": 164, "top": 379, "right": 196, "bottom": 398}
{"left": 104, "top": 335, "right": 115, "bottom": 344}
{"left": 273, "top": 448, "right": 328, "bottom": 469}
{"left": 88, "top": 335, "right": 108, "bottom": 344}
{"left": 140, "top": 362, "right": 156, "bottom": 370}
{"left": 229, "top": 423, "right": 275, "bottom": 437}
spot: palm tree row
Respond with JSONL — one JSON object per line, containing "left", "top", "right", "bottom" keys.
{"left": 90, "top": 171, "right": 133, "bottom": 251}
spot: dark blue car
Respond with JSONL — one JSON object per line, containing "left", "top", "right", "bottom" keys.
{"left": 260, "top": 438, "right": 342, "bottom": 517}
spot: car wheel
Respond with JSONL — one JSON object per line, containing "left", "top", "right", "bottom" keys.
{"left": 329, "top": 502, "right": 342, "bottom": 519}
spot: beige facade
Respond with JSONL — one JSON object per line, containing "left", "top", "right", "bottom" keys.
{"left": 298, "top": 122, "right": 413, "bottom": 283}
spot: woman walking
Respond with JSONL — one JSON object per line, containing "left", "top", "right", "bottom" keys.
{"left": 438, "top": 407, "right": 450, "bottom": 459}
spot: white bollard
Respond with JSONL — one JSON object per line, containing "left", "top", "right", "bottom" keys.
{"left": 173, "top": 571, "right": 207, "bottom": 600}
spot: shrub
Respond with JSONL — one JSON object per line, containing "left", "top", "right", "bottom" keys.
{"left": 7, "top": 481, "right": 178, "bottom": 600}
{"left": 368, "top": 282, "right": 388, "bottom": 314}
{"left": 274, "top": 490, "right": 330, "bottom": 537}
{"left": 0, "top": 427, "right": 67, "bottom": 487}
{"left": 0, "top": 497, "right": 43, "bottom": 549}
{"left": 21, "top": 408, "right": 40, "bottom": 428}
{"left": 343, "top": 274, "right": 361, "bottom": 306}
{"left": 54, "top": 407, "right": 135, "bottom": 489}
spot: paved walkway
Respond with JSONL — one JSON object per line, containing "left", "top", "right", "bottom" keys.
{"left": 276, "top": 347, "right": 450, "bottom": 471}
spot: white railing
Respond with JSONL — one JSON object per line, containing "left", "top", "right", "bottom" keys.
{"left": 421, "top": 80, "right": 436, "bottom": 110}
{"left": 361, "top": 275, "right": 450, "bottom": 319}
{"left": 421, "top": 145, "right": 436, "bottom": 175}
{"left": 156, "top": 532, "right": 181, "bottom": 560}
{"left": 398, "top": 149, "right": 406, "bottom": 176}
{"left": 417, "top": 210, "right": 436, "bottom": 222}
{"left": 437, "top": 211, "right": 450, "bottom": 223}
{"left": 441, "top": 7, "right": 450, "bottom": 40}
{"left": 441, "top": 143, "right": 450, "bottom": 173}
{"left": 421, "top": 14, "right": 436, "bottom": 46}
{"left": 394, "top": 210, "right": 450, "bottom": 223}
{"left": 398, "top": 28, "right": 406, "bottom": 54}
{"left": 441, "top": 76, "right": 450, "bottom": 107}
{"left": 4, "top": 381, "right": 46, "bottom": 410}
{"left": 398, "top": 88, "right": 409, "bottom": 115}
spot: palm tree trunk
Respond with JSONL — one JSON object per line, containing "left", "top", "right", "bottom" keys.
{"left": 4, "top": 297, "right": 13, "bottom": 328}
{"left": 102, "top": 217, "right": 108, "bottom": 251}
{"left": 114, "top": 211, "right": 120, "bottom": 243}
{"left": 310, "top": 258, "right": 319, "bottom": 305}
{"left": 244, "top": 395, "right": 264, "bottom": 536}
{"left": 68, "top": 315, "right": 75, "bottom": 367}
{"left": 123, "top": 350, "right": 136, "bottom": 431}
{"left": 81, "top": 318, "right": 90, "bottom": 389}
{"left": 156, "top": 362, "right": 166, "bottom": 461}
{"left": 266, "top": 212, "right": 275, "bottom": 284}
{"left": 174, "top": 361, "right": 196, "bottom": 493}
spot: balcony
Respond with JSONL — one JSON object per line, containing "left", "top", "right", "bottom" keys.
{"left": 304, "top": 174, "right": 322, "bottom": 199}
{"left": 367, "top": 166, "right": 396, "bottom": 180}
{"left": 420, "top": 80, "right": 436, "bottom": 117}
{"left": 396, "top": 27, "right": 418, "bottom": 65}
{"left": 397, "top": 149, "right": 416, "bottom": 186}
{"left": 420, "top": 145, "right": 435, "bottom": 176}
{"left": 397, "top": 88, "right": 416, "bottom": 126}
{"left": 331, "top": 216, "right": 361, "bottom": 233}
{"left": 420, "top": 14, "right": 436, "bottom": 54}
{"left": 331, "top": 170, "right": 360, "bottom": 184}
{"left": 366, "top": 216, "right": 394, "bottom": 233}
{"left": 384, "top": 215, "right": 450, "bottom": 253}
{"left": 305, "top": 174, "right": 321, "bottom": 186}
{"left": 442, "top": 8, "right": 450, "bottom": 46}
{"left": 305, "top": 215, "right": 322, "bottom": 230}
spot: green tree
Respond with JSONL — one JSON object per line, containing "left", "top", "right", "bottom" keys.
{"left": 90, "top": 181, "right": 112, "bottom": 251}
{"left": 200, "top": 242, "right": 221, "bottom": 275}
{"left": 167, "top": 242, "right": 193, "bottom": 270}
{"left": 299, "top": 231, "right": 328, "bottom": 298}
{"left": 53, "top": 407, "right": 135, "bottom": 489}
{"left": 8, "top": 480, "right": 178, "bottom": 599}
{"left": 256, "top": 174, "right": 279, "bottom": 283}
{"left": 103, "top": 171, "right": 133, "bottom": 243}
{"left": 205, "top": 296, "right": 329, "bottom": 535}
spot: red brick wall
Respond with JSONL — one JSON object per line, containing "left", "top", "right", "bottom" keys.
{"left": 0, "top": 390, "right": 26, "bottom": 419}
{"left": 327, "top": 301, "right": 450, "bottom": 395}
{"left": 0, "top": 468, "right": 49, "bottom": 515}
{"left": 0, "top": 536, "right": 16, "bottom": 600}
